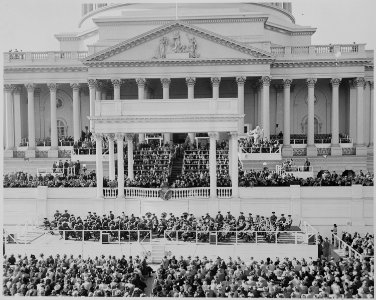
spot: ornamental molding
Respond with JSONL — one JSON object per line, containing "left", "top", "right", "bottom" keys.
{"left": 260, "top": 76, "right": 271, "bottom": 86}
{"left": 125, "top": 133, "right": 135, "bottom": 141}
{"left": 354, "top": 77, "right": 366, "bottom": 88}
{"left": 111, "top": 79, "right": 121, "bottom": 87}
{"left": 25, "top": 83, "right": 36, "bottom": 92}
{"left": 105, "top": 133, "right": 115, "bottom": 141}
{"left": 208, "top": 132, "right": 219, "bottom": 140}
{"left": 264, "top": 24, "right": 315, "bottom": 37}
{"left": 306, "top": 78, "right": 317, "bottom": 88}
{"left": 271, "top": 59, "right": 372, "bottom": 68}
{"left": 115, "top": 133, "right": 125, "bottom": 141}
{"left": 86, "top": 58, "right": 273, "bottom": 68}
{"left": 135, "top": 78, "right": 147, "bottom": 87}
{"left": 4, "top": 84, "right": 15, "bottom": 92}
{"left": 87, "top": 79, "right": 96, "bottom": 88}
{"left": 236, "top": 76, "right": 246, "bottom": 85}
{"left": 84, "top": 21, "right": 273, "bottom": 63}
{"left": 4, "top": 66, "right": 88, "bottom": 73}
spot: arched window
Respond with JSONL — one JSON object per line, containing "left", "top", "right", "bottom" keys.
{"left": 57, "top": 120, "right": 66, "bottom": 138}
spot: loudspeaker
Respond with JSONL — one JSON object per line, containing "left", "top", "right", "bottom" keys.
{"left": 102, "top": 233, "right": 110, "bottom": 244}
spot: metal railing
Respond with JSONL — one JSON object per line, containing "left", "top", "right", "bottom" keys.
{"left": 301, "top": 221, "right": 318, "bottom": 245}
{"left": 240, "top": 146, "right": 281, "bottom": 154}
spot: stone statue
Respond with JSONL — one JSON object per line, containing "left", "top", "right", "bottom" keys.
{"left": 159, "top": 36, "right": 168, "bottom": 58}
{"left": 188, "top": 36, "right": 199, "bottom": 58}
{"left": 248, "top": 126, "right": 263, "bottom": 144}
{"left": 172, "top": 31, "right": 183, "bottom": 53}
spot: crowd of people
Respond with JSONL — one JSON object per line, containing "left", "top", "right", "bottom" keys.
{"left": 42, "top": 210, "right": 292, "bottom": 244}
{"left": 152, "top": 254, "right": 374, "bottom": 298}
{"left": 340, "top": 232, "right": 374, "bottom": 257}
{"left": 171, "top": 172, "right": 232, "bottom": 188}
{"left": 3, "top": 253, "right": 151, "bottom": 297}
{"left": 238, "top": 169, "right": 374, "bottom": 187}
{"left": 3, "top": 171, "right": 97, "bottom": 188}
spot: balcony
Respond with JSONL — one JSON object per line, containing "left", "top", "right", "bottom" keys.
{"left": 3, "top": 51, "right": 88, "bottom": 66}
{"left": 270, "top": 44, "right": 367, "bottom": 59}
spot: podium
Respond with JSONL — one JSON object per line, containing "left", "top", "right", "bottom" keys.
{"left": 209, "top": 232, "right": 217, "bottom": 244}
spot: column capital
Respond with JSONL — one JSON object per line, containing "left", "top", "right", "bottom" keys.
{"left": 354, "top": 77, "right": 366, "bottom": 88}
{"left": 260, "top": 76, "right": 271, "bottom": 86}
{"left": 186, "top": 77, "right": 196, "bottom": 86}
{"left": 306, "top": 78, "right": 317, "bottom": 88}
{"left": 330, "top": 78, "right": 342, "bottom": 87}
{"left": 93, "top": 133, "right": 103, "bottom": 141}
{"left": 25, "top": 83, "right": 36, "bottom": 92}
{"left": 160, "top": 77, "right": 171, "bottom": 87}
{"left": 105, "top": 133, "right": 115, "bottom": 141}
{"left": 236, "top": 76, "right": 246, "bottom": 86}
{"left": 115, "top": 132, "right": 125, "bottom": 141}
{"left": 4, "top": 84, "right": 15, "bottom": 92}
{"left": 229, "top": 131, "right": 238, "bottom": 139}
{"left": 135, "top": 78, "right": 146, "bottom": 87}
{"left": 283, "top": 79, "right": 293, "bottom": 88}
{"left": 111, "top": 79, "right": 121, "bottom": 87}
{"left": 208, "top": 132, "right": 219, "bottom": 140}
{"left": 370, "top": 81, "right": 374, "bottom": 89}
{"left": 70, "top": 82, "right": 81, "bottom": 91}
{"left": 94, "top": 80, "right": 103, "bottom": 90}
{"left": 87, "top": 79, "right": 96, "bottom": 88}
{"left": 126, "top": 133, "right": 135, "bottom": 141}
{"left": 211, "top": 77, "right": 221, "bottom": 87}
{"left": 47, "top": 82, "right": 59, "bottom": 92}
{"left": 13, "top": 85, "right": 22, "bottom": 94}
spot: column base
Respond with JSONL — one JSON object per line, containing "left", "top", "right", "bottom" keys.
{"left": 116, "top": 195, "right": 125, "bottom": 200}
{"left": 281, "top": 145, "right": 293, "bottom": 157}
{"left": 306, "top": 145, "right": 317, "bottom": 157}
{"left": 25, "top": 150, "right": 36, "bottom": 158}
{"left": 355, "top": 145, "right": 367, "bottom": 156}
{"left": 330, "top": 146, "right": 342, "bottom": 156}
{"left": 4, "top": 150, "right": 14, "bottom": 158}
{"left": 48, "top": 149, "right": 59, "bottom": 158}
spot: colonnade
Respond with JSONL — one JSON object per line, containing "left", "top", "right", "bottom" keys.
{"left": 94, "top": 131, "right": 239, "bottom": 199}
{"left": 3, "top": 77, "right": 373, "bottom": 155}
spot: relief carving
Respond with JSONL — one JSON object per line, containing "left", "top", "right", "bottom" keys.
{"left": 154, "top": 31, "right": 200, "bottom": 59}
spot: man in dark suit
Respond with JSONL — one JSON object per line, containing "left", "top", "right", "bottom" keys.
{"left": 270, "top": 212, "right": 277, "bottom": 225}
{"left": 304, "top": 158, "right": 311, "bottom": 172}
{"left": 215, "top": 211, "right": 224, "bottom": 223}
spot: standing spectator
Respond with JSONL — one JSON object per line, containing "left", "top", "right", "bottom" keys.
{"left": 322, "top": 237, "right": 331, "bottom": 259}
{"left": 304, "top": 158, "right": 311, "bottom": 172}
{"left": 332, "top": 224, "right": 338, "bottom": 247}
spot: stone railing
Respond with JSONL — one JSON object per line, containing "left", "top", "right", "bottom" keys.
{"left": 4, "top": 51, "right": 89, "bottom": 64}
{"left": 270, "top": 44, "right": 365, "bottom": 58}
{"left": 170, "top": 187, "right": 210, "bottom": 199}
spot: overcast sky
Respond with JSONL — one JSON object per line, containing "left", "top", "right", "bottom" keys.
{"left": 0, "top": 0, "right": 375, "bottom": 51}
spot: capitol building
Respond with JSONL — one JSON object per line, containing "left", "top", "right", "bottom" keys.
{"left": 2, "top": 2, "right": 374, "bottom": 276}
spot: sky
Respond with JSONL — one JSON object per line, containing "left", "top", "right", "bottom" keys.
{"left": 0, "top": 0, "right": 375, "bottom": 52}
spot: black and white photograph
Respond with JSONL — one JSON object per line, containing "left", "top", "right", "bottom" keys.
{"left": 1, "top": 0, "right": 374, "bottom": 298}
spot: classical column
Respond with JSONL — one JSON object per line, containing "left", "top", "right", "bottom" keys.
{"left": 161, "top": 78, "right": 171, "bottom": 142}
{"left": 282, "top": 79, "right": 292, "bottom": 145}
{"left": 306, "top": 78, "right": 317, "bottom": 155}
{"left": 208, "top": 132, "right": 218, "bottom": 198}
{"left": 260, "top": 76, "right": 271, "bottom": 140}
{"left": 370, "top": 81, "right": 374, "bottom": 147}
{"left": 112, "top": 79, "right": 121, "bottom": 100}
{"left": 230, "top": 132, "right": 239, "bottom": 198}
{"left": 161, "top": 78, "right": 171, "bottom": 100}
{"left": 88, "top": 79, "right": 96, "bottom": 132}
{"left": 95, "top": 133, "right": 103, "bottom": 198}
{"left": 25, "top": 83, "right": 36, "bottom": 149}
{"left": 4, "top": 84, "right": 15, "bottom": 150}
{"left": 211, "top": 77, "right": 221, "bottom": 99}
{"left": 95, "top": 80, "right": 102, "bottom": 100}
{"left": 71, "top": 83, "right": 81, "bottom": 142}
{"left": 354, "top": 77, "right": 366, "bottom": 147}
{"left": 186, "top": 77, "right": 196, "bottom": 99}
{"left": 47, "top": 83, "right": 58, "bottom": 149}
{"left": 252, "top": 83, "right": 259, "bottom": 126}
{"left": 330, "top": 78, "right": 342, "bottom": 155}
{"left": 136, "top": 78, "right": 146, "bottom": 100}
{"left": 236, "top": 76, "right": 246, "bottom": 135}
{"left": 348, "top": 80, "right": 357, "bottom": 140}
{"left": 107, "top": 134, "right": 115, "bottom": 181}
{"left": 116, "top": 133, "right": 125, "bottom": 198}
{"left": 187, "top": 77, "right": 196, "bottom": 141}
{"left": 126, "top": 134, "right": 134, "bottom": 180}
{"left": 13, "top": 86, "right": 22, "bottom": 147}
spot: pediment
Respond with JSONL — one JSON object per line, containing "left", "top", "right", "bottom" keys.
{"left": 84, "top": 21, "right": 273, "bottom": 64}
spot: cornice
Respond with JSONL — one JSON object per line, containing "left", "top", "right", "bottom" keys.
{"left": 4, "top": 66, "right": 88, "bottom": 73}
{"left": 84, "top": 21, "right": 273, "bottom": 63}
{"left": 85, "top": 58, "right": 274, "bottom": 68}
{"left": 271, "top": 59, "right": 372, "bottom": 68}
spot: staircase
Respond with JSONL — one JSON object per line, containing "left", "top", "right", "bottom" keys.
{"left": 151, "top": 243, "right": 165, "bottom": 263}
{"left": 168, "top": 155, "right": 184, "bottom": 185}
{"left": 5, "top": 227, "right": 45, "bottom": 244}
